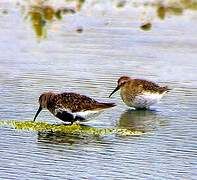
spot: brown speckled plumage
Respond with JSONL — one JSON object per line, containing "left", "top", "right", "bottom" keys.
{"left": 34, "top": 92, "right": 116, "bottom": 123}
{"left": 109, "top": 76, "right": 170, "bottom": 109}
{"left": 125, "top": 78, "right": 169, "bottom": 94}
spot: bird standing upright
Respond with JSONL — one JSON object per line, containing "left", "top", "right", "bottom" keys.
{"left": 33, "top": 92, "right": 116, "bottom": 124}
{"left": 109, "top": 76, "right": 169, "bottom": 109}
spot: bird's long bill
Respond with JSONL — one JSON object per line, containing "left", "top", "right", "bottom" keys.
{"left": 109, "top": 85, "right": 120, "bottom": 98}
{"left": 33, "top": 106, "right": 42, "bottom": 121}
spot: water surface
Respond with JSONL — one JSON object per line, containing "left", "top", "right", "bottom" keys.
{"left": 0, "top": 1, "right": 197, "bottom": 179}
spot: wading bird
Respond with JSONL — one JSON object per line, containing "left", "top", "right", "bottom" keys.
{"left": 109, "top": 76, "right": 169, "bottom": 109}
{"left": 33, "top": 92, "right": 116, "bottom": 124}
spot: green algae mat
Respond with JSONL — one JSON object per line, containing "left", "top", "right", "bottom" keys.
{"left": 0, "top": 120, "right": 144, "bottom": 137}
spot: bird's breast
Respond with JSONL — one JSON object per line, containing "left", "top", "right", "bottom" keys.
{"left": 120, "top": 88, "right": 135, "bottom": 107}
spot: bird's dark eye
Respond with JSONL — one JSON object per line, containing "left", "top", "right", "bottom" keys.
{"left": 121, "top": 81, "right": 126, "bottom": 85}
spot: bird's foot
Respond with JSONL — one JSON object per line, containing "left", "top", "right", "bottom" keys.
{"left": 71, "top": 120, "right": 80, "bottom": 125}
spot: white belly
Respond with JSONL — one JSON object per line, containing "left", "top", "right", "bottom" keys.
{"left": 129, "top": 92, "right": 165, "bottom": 109}
{"left": 74, "top": 110, "right": 102, "bottom": 120}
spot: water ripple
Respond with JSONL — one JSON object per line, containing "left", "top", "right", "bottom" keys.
{"left": 0, "top": 1, "right": 197, "bottom": 179}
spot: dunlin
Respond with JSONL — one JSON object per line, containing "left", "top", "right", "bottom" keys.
{"left": 109, "top": 76, "right": 169, "bottom": 109}
{"left": 33, "top": 92, "right": 116, "bottom": 124}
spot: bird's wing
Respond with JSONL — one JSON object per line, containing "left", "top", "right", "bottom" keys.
{"left": 134, "top": 79, "right": 168, "bottom": 94}
{"left": 50, "top": 103, "right": 76, "bottom": 121}
{"left": 59, "top": 92, "right": 99, "bottom": 112}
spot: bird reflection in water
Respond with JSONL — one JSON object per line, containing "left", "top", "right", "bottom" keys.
{"left": 118, "top": 109, "right": 163, "bottom": 132}
{"left": 37, "top": 124, "right": 103, "bottom": 145}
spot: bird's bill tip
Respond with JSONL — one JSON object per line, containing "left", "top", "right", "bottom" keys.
{"left": 109, "top": 85, "right": 120, "bottom": 98}
{"left": 33, "top": 106, "right": 42, "bottom": 121}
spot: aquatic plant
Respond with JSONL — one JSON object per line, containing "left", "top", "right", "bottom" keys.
{"left": 0, "top": 120, "right": 144, "bottom": 137}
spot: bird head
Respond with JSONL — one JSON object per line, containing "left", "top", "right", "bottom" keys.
{"left": 109, "top": 76, "right": 130, "bottom": 97}
{"left": 33, "top": 92, "right": 54, "bottom": 121}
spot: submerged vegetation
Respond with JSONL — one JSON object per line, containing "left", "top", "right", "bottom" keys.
{"left": 13, "top": 0, "right": 197, "bottom": 38}
{"left": 0, "top": 120, "right": 144, "bottom": 137}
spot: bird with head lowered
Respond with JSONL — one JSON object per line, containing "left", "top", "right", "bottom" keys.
{"left": 33, "top": 92, "right": 116, "bottom": 124}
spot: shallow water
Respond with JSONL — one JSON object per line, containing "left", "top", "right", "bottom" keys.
{"left": 0, "top": 1, "right": 197, "bottom": 179}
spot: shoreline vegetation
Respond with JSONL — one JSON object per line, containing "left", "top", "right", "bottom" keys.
{"left": 2, "top": 0, "right": 196, "bottom": 38}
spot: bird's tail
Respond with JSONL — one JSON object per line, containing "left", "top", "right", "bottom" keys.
{"left": 164, "top": 86, "right": 171, "bottom": 92}
{"left": 159, "top": 86, "right": 171, "bottom": 94}
{"left": 96, "top": 102, "right": 116, "bottom": 110}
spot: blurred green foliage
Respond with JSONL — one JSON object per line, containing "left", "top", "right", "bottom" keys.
{"left": 17, "top": 0, "right": 197, "bottom": 38}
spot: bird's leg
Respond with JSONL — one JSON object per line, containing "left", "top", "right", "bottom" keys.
{"left": 69, "top": 115, "right": 85, "bottom": 125}
{"left": 135, "top": 107, "right": 148, "bottom": 110}
{"left": 74, "top": 115, "right": 85, "bottom": 121}
{"left": 72, "top": 120, "right": 80, "bottom": 125}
